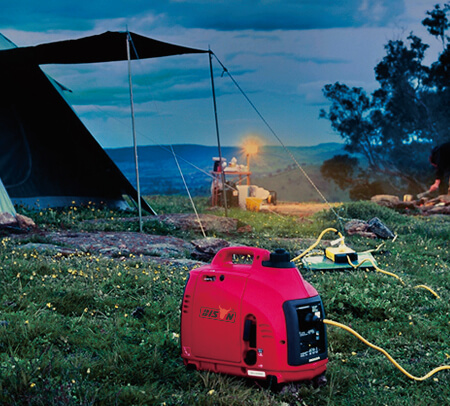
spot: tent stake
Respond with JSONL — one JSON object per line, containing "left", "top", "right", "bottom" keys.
{"left": 127, "top": 32, "right": 143, "bottom": 232}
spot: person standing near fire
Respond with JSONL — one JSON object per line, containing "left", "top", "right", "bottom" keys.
{"left": 428, "top": 141, "right": 450, "bottom": 195}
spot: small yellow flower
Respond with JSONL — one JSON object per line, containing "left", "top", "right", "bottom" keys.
{"left": 30, "top": 383, "right": 36, "bottom": 388}
{"left": 208, "top": 389, "right": 215, "bottom": 395}
{"left": 87, "top": 368, "right": 91, "bottom": 374}
{"left": 46, "top": 303, "right": 52, "bottom": 308}
{"left": 25, "top": 320, "right": 29, "bottom": 324}
{"left": 114, "top": 304, "right": 119, "bottom": 309}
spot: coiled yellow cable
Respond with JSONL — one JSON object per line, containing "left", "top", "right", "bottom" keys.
{"left": 294, "top": 228, "right": 442, "bottom": 299}
{"left": 324, "top": 319, "right": 450, "bottom": 381}
{"left": 292, "top": 227, "right": 342, "bottom": 262}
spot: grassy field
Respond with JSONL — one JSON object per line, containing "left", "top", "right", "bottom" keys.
{"left": 0, "top": 197, "right": 449, "bottom": 405}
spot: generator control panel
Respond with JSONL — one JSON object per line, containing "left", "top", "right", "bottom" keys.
{"left": 283, "top": 297, "right": 327, "bottom": 366}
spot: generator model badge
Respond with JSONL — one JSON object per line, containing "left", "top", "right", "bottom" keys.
{"left": 199, "top": 305, "right": 236, "bottom": 322}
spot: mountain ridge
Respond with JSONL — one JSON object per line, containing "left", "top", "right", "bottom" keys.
{"left": 105, "top": 143, "right": 350, "bottom": 202}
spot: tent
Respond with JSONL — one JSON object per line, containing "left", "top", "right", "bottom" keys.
{"left": 0, "top": 177, "right": 16, "bottom": 216}
{"left": 0, "top": 31, "right": 208, "bottom": 213}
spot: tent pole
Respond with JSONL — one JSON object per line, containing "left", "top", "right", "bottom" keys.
{"left": 126, "top": 32, "right": 143, "bottom": 232}
{"left": 208, "top": 51, "right": 228, "bottom": 217}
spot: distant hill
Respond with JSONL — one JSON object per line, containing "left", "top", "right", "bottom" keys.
{"left": 105, "top": 143, "right": 350, "bottom": 202}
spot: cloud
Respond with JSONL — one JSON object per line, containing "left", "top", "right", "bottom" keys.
{"left": 227, "top": 50, "right": 348, "bottom": 65}
{"left": 153, "top": 0, "right": 406, "bottom": 31}
{"left": 0, "top": 1, "right": 153, "bottom": 31}
{"left": 1, "top": 0, "right": 406, "bottom": 33}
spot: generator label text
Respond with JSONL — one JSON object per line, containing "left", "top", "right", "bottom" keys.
{"left": 199, "top": 305, "right": 236, "bottom": 323}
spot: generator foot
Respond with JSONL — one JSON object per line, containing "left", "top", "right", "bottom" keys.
{"left": 312, "top": 373, "right": 327, "bottom": 388}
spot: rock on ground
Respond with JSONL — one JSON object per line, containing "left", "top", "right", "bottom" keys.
{"left": 190, "top": 237, "right": 230, "bottom": 261}
{"left": 156, "top": 213, "right": 239, "bottom": 233}
{"left": 344, "top": 217, "right": 395, "bottom": 239}
{"left": 46, "top": 231, "right": 193, "bottom": 259}
{"left": 0, "top": 213, "right": 36, "bottom": 230}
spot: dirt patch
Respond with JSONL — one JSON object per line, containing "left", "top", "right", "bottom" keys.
{"left": 261, "top": 202, "right": 339, "bottom": 217}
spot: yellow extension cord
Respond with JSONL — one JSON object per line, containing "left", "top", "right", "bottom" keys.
{"left": 292, "top": 227, "right": 441, "bottom": 299}
{"left": 291, "top": 228, "right": 448, "bottom": 381}
{"left": 324, "top": 319, "right": 450, "bottom": 381}
{"left": 346, "top": 256, "right": 441, "bottom": 299}
{"left": 292, "top": 227, "right": 343, "bottom": 262}
{"left": 346, "top": 255, "right": 405, "bottom": 284}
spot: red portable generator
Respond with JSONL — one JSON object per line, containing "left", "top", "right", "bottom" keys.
{"left": 180, "top": 246, "right": 328, "bottom": 385}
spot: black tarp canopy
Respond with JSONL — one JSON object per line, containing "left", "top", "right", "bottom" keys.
{"left": 0, "top": 31, "right": 208, "bottom": 65}
{"left": 0, "top": 31, "right": 208, "bottom": 212}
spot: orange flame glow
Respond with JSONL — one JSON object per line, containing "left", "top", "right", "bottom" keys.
{"left": 242, "top": 136, "right": 262, "bottom": 156}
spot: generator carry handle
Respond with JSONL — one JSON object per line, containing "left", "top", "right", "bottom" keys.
{"left": 211, "top": 246, "right": 271, "bottom": 269}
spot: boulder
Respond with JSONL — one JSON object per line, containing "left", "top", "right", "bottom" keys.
{"left": 157, "top": 214, "right": 239, "bottom": 234}
{"left": 0, "top": 212, "right": 17, "bottom": 227}
{"left": 344, "top": 219, "right": 377, "bottom": 239}
{"left": 371, "top": 195, "right": 401, "bottom": 208}
{"left": 344, "top": 217, "right": 395, "bottom": 239}
{"left": 190, "top": 237, "right": 230, "bottom": 262}
{"left": 367, "top": 217, "right": 395, "bottom": 239}
{"left": 15, "top": 214, "right": 37, "bottom": 230}
{"left": 44, "top": 231, "right": 192, "bottom": 259}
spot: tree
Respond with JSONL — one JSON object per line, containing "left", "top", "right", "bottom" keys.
{"left": 319, "top": 154, "right": 385, "bottom": 200}
{"left": 320, "top": 154, "right": 359, "bottom": 190}
{"left": 422, "top": 3, "right": 450, "bottom": 47}
{"left": 320, "top": 3, "right": 450, "bottom": 199}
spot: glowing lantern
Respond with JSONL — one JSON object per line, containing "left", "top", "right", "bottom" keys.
{"left": 242, "top": 137, "right": 261, "bottom": 171}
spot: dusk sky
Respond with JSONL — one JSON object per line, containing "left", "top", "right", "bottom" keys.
{"left": 0, "top": 1, "right": 443, "bottom": 148}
